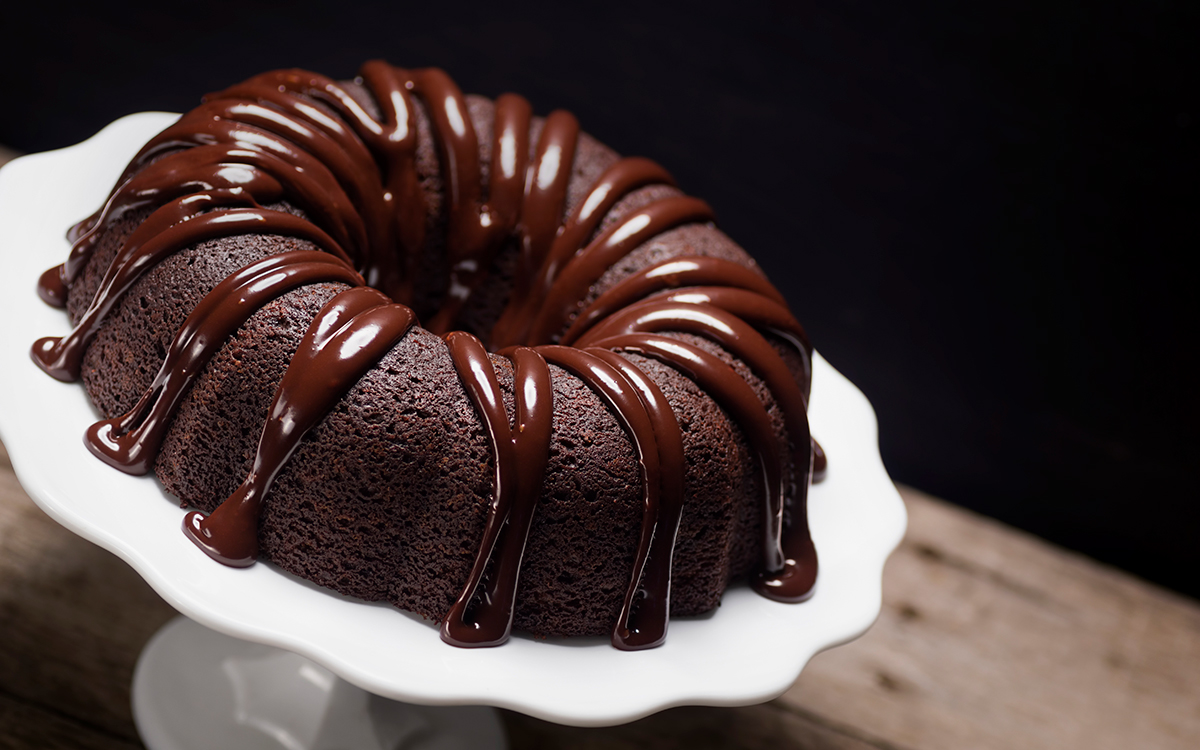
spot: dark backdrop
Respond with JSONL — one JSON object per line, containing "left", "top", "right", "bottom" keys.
{"left": 3, "top": 1, "right": 1196, "bottom": 597}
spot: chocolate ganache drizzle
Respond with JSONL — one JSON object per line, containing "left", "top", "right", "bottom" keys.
{"left": 32, "top": 61, "right": 825, "bottom": 649}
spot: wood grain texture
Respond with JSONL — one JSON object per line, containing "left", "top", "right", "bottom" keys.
{"left": 0, "top": 441, "right": 176, "bottom": 747}
{"left": 501, "top": 703, "right": 883, "bottom": 750}
{"left": 783, "top": 486, "right": 1200, "bottom": 750}
{"left": 0, "top": 691, "right": 142, "bottom": 750}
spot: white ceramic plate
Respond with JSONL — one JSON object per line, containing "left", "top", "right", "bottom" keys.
{"left": 0, "top": 113, "right": 906, "bottom": 727}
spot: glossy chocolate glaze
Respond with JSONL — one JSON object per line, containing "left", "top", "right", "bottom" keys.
{"left": 33, "top": 190, "right": 348, "bottom": 382}
{"left": 580, "top": 347, "right": 685, "bottom": 650}
{"left": 37, "top": 264, "right": 67, "bottom": 308}
{"left": 183, "top": 287, "right": 415, "bottom": 566}
{"left": 33, "top": 61, "right": 823, "bottom": 648}
{"left": 63, "top": 143, "right": 362, "bottom": 288}
{"left": 441, "top": 334, "right": 552, "bottom": 648}
{"left": 586, "top": 324, "right": 817, "bottom": 602}
{"left": 537, "top": 345, "right": 686, "bottom": 649}
{"left": 559, "top": 256, "right": 790, "bottom": 346}
{"left": 524, "top": 196, "right": 717, "bottom": 346}
{"left": 86, "top": 251, "right": 363, "bottom": 476}
{"left": 491, "top": 156, "right": 676, "bottom": 347}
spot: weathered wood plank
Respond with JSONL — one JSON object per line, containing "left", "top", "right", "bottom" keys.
{"left": 0, "top": 440, "right": 175, "bottom": 744}
{"left": 0, "top": 691, "right": 142, "bottom": 750}
{"left": 784, "top": 485, "right": 1200, "bottom": 750}
{"left": 501, "top": 703, "right": 884, "bottom": 750}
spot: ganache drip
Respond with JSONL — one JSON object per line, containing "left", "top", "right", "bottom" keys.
{"left": 535, "top": 345, "right": 686, "bottom": 650}
{"left": 33, "top": 61, "right": 825, "bottom": 649}
{"left": 442, "top": 336, "right": 684, "bottom": 649}
{"left": 32, "top": 190, "right": 348, "bottom": 382}
{"left": 183, "top": 287, "right": 415, "bottom": 566}
{"left": 86, "top": 251, "right": 363, "bottom": 476}
{"left": 578, "top": 298, "right": 819, "bottom": 601}
{"left": 440, "top": 334, "right": 552, "bottom": 648}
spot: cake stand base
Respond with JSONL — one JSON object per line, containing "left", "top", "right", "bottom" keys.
{"left": 132, "top": 616, "right": 508, "bottom": 750}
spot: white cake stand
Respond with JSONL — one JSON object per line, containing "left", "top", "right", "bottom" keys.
{"left": 0, "top": 114, "right": 907, "bottom": 748}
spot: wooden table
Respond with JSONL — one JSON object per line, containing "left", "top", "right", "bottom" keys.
{"left": 2, "top": 146, "right": 1198, "bottom": 748}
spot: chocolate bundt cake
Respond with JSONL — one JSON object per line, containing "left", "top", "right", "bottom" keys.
{"left": 30, "top": 62, "right": 825, "bottom": 650}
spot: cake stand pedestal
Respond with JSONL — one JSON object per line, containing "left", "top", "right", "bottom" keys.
{"left": 132, "top": 616, "right": 507, "bottom": 750}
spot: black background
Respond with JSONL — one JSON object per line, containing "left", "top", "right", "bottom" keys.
{"left": 3, "top": 1, "right": 1196, "bottom": 597}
